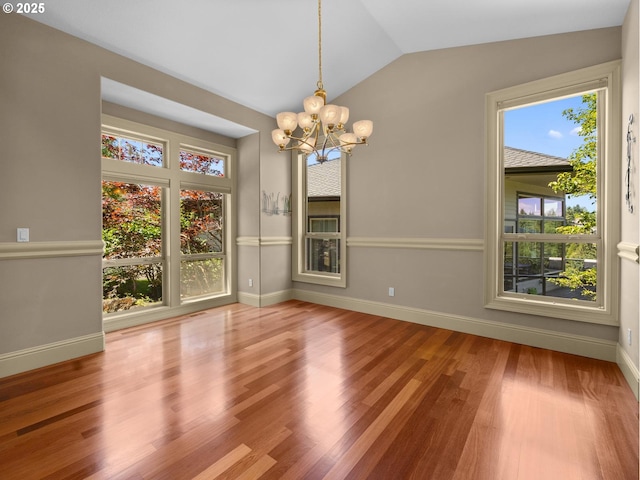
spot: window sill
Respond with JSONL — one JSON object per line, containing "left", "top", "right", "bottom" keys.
{"left": 293, "top": 271, "right": 346, "bottom": 288}
{"left": 485, "top": 294, "right": 617, "bottom": 326}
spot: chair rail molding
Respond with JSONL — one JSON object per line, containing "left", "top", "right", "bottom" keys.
{"left": 0, "top": 240, "right": 104, "bottom": 260}
{"left": 617, "top": 241, "right": 639, "bottom": 263}
{"left": 347, "top": 237, "right": 484, "bottom": 251}
{"left": 236, "top": 236, "right": 292, "bottom": 247}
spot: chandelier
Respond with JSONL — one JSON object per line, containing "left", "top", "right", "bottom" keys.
{"left": 271, "top": 0, "right": 373, "bottom": 163}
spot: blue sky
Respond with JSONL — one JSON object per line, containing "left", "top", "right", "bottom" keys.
{"left": 504, "top": 95, "right": 586, "bottom": 159}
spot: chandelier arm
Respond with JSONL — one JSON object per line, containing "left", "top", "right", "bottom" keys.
{"left": 341, "top": 139, "right": 367, "bottom": 147}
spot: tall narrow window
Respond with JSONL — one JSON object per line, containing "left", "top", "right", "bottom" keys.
{"left": 485, "top": 62, "right": 620, "bottom": 324}
{"left": 293, "top": 151, "right": 347, "bottom": 287}
{"left": 102, "top": 181, "right": 164, "bottom": 313}
{"left": 180, "top": 189, "right": 225, "bottom": 300}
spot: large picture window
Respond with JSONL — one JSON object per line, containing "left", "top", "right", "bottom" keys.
{"left": 293, "top": 151, "right": 346, "bottom": 287}
{"left": 485, "top": 62, "right": 620, "bottom": 324}
{"left": 101, "top": 115, "right": 236, "bottom": 324}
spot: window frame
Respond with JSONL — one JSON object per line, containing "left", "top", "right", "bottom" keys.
{"left": 292, "top": 152, "right": 347, "bottom": 288}
{"left": 101, "top": 114, "right": 236, "bottom": 320}
{"left": 484, "top": 61, "right": 621, "bottom": 325}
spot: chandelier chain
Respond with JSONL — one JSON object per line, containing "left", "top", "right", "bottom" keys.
{"left": 317, "top": 0, "right": 323, "bottom": 90}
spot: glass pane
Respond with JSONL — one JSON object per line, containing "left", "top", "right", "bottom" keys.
{"left": 101, "top": 135, "right": 118, "bottom": 159}
{"left": 515, "top": 277, "right": 544, "bottom": 295}
{"left": 518, "top": 197, "right": 541, "bottom": 216}
{"left": 518, "top": 219, "right": 541, "bottom": 233}
{"left": 180, "top": 149, "right": 225, "bottom": 176}
{"left": 309, "top": 217, "right": 338, "bottom": 233}
{"left": 180, "top": 190, "right": 223, "bottom": 254}
{"left": 307, "top": 154, "right": 341, "bottom": 236}
{"left": 544, "top": 220, "right": 565, "bottom": 233}
{"left": 102, "top": 182, "right": 162, "bottom": 259}
{"left": 101, "top": 134, "right": 163, "bottom": 167}
{"left": 103, "top": 264, "right": 162, "bottom": 313}
{"left": 544, "top": 243, "right": 564, "bottom": 268}
{"left": 306, "top": 238, "right": 340, "bottom": 274}
{"left": 504, "top": 94, "right": 598, "bottom": 237}
{"left": 515, "top": 242, "right": 542, "bottom": 275}
{"left": 544, "top": 198, "right": 563, "bottom": 217}
{"left": 563, "top": 204, "right": 597, "bottom": 235}
{"left": 547, "top": 243, "right": 597, "bottom": 301}
{"left": 181, "top": 258, "right": 224, "bottom": 299}
{"left": 503, "top": 241, "right": 597, "bottom": 301}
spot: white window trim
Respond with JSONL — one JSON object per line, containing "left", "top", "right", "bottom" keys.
{"left": 292, "top": 152, "right": 347, "bottom": 288}
{"left": 101, "top": 114, "right": 237, "bottom": 319}
{"left": 484, "top": 61, "right": 621, "bottom": 325}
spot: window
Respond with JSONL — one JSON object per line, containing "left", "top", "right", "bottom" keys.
{"left": 485, "top": 61, "right": 620, "bottom": 324}
{"left": 101, "top": 115, "right": 236, "bottom": 319}
{"left": 292, "top": 151, "right": 346, "bottom": 287}
{"left": 102, "top": 181, "right": 164, "bottom": 312}
{"left": 180, "top": 189, "right": 225, "bottom": 300}
{"left": 101, "top": 133, "right": 163, "bottom": 167}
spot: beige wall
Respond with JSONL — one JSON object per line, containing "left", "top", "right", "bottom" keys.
{"left": 620, "top": 0, "right": 640, "bottom": 370}
{"left": 295, "top": 27, "right": 624, "bottom": 343}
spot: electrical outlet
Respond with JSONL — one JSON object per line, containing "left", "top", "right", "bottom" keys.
{"left": 627, "top": 328, "right": 632, "bottom": 346}
{"left": 388, "top": 287, "right": 395, "bottom": 297}
{"left": 249, "top": 278, "right": 253, "bottom": 287}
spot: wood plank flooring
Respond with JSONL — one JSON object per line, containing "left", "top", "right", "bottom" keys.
{"left": 0, "top": 300, "right": 637, "bottom": 479}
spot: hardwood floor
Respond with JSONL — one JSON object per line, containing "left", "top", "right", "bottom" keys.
{"left": 0, "top": 300, "right": 637, "bottom": 479}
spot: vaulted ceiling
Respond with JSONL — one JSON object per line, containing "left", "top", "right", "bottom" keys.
{"left": 24, "top": 0, "right": 630, "bottom": 117}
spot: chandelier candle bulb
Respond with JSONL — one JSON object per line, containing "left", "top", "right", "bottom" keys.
{"left": 340, "top": 133, "right": 358, "bottom": 152}
{"left": 298, "top": 112, "right": 314, "bottom": 130}
{"left": 272, "top": 129, "right": 290, "bottom": 148}
{"left": 338, "top": 107, "right": 349, "bottom": 127}
{"left": 320, "top": 104, "right": 341, "bottom": 130}
{"left": 353, "top": 120, "right": 373, "bottom": 139}
{"left": 277, "top": 112, "right": 298, "bottom": 133}
{"left": 304, "top": 96, "right": 324, "bottom": 114}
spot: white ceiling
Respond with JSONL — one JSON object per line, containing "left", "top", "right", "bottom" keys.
{"left": 24, "top": 0, "right": 630, "bottom": 133}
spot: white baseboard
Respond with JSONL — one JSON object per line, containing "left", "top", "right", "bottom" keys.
{"left": 238, "top": 290, "right": 293, "bottom": 308}
{"left": 103, "top": 294, "right": 237, "bottom": 332}
{"left": 0, "top": 332, "right": 105, "bottom": 379}
{"left": 237, "top": 291, "right": 261, "bottom": 307}
{"left": 260, "top": 289, "right": 293, "bottom": 306}
{"left": 616, "top": 345, "right": 640, "bottom": 400}
{"left": 292, "top": 289, "right": 618, "bottom": 362}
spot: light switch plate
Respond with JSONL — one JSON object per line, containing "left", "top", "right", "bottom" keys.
{"left": 17, "top": 228, "right": 29, "bottom": 242}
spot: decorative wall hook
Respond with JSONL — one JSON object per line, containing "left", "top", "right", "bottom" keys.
{"left": 626, "top": 114, "right": 635, "bottom": 214}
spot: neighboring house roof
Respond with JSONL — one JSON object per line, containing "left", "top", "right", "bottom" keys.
{"left": 308, "top": 159, "right": 341, "bottom": 198}
{"left": 504, "top": 146, "right": 572, "bottom": 172}
{"left": 306, "top": 148, "right": 568, "bottom": 198}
